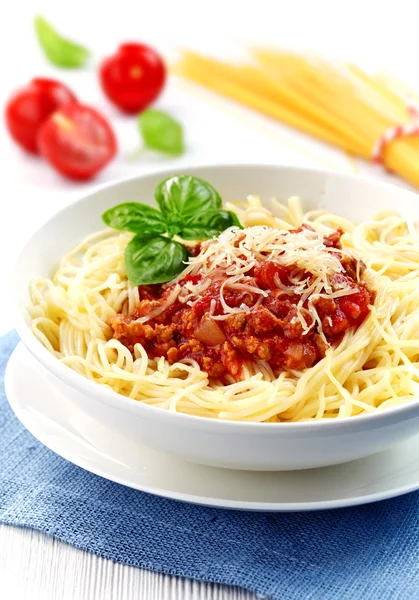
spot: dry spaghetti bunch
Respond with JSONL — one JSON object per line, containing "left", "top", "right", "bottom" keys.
{"left": 175, "top": 49, "right": 419, "bottom": 188}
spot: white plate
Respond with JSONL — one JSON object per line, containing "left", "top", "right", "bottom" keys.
{"left": 5, "top": 342, "right": 419, "bottom": 512}
{"left": 13, "top": 165, "right": 419, "bottom": 471}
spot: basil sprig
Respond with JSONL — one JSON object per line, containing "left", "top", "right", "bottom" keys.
{"left": 138, "top": 109, "right": 184, "bottom": 156}
{"left": 34, "top": 16, "right": 90, "bottom": 68}
{"left": 102, "top": 175, "right": 242, "bottom": 285}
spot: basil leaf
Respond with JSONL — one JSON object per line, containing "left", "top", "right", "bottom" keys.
{"left": 165, "top": 214, "right": 185, "bottom": 237}
{"left": 138, "top": 109, "right": 184, "bottom": 156}
{"left": 34, "top": 16, "right": 90, "bottom": 68}
{"left": 180, "top": 210, "right": 243, "bottom": 240}
{"left": 125, "top": 236, "right": 189, "bottom": 285}
{"left": 154, "top": 175, "right": 222, "bottom": 220}
{"left": 102, "top": 203, "right": 168, "bottom": 236}
{"left": 225, "top": 211, "right": 242, "bottom": 228}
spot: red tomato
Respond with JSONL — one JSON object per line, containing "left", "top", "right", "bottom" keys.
{"left": 99, "top": 43, "right": 166, "bottom": 114}
{"left": 5, "top": 78, "right": 77, "bottom": 154}
{"left": 37, "top": 103, "right": 117, "bottom": 181}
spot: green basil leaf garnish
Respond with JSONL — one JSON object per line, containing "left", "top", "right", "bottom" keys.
{"left": 34, "top": 16, "right": 90, "bottom": 68}
{"left": 138, "top": 109, "right": 184, "bottom": 156}
{"left": 125, "top": 236, "right": 189, "bottom": 285}
{"left": 180, "top": 210, "right": 242, "bottom": 240}
{"left": 165, "top": 214, "right": 185, "bottom": 237}
{"left": 154, "top": 175, "right": 222, "bottom": 220}
{"left": 102, "top": 175, "right": 243, "bottom": 285}
{"left": 102, "top": 202, "right": 167, "bottom": 236}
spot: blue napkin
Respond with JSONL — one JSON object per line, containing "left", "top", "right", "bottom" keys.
{"left": 0, "top": 331, "right": 418, "bottom": 600}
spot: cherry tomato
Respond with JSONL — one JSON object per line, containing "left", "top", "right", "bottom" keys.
{"left": 99, "top": 43, "right": 166, "bottom": 114}
{"left": 37, "top": 103, "right": 117, "bottom": 181}
{"left": 5, "top": 78, "right": 77, "bottom": 154}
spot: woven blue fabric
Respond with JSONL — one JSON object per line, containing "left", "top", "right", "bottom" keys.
{"left": 0, "top": 331, "right": 418, "bottom": 600}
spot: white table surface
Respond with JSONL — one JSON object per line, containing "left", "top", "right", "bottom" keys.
{"left": 0, "top": 1, "right": 417, "bottom": 598}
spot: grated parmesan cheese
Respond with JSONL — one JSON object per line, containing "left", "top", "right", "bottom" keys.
{"left": 171, "top": 225, "right": 361, "bottom": 342}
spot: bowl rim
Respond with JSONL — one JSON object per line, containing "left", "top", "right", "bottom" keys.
{"left": 12, "top": 162, "right": 419, "bottom": 431}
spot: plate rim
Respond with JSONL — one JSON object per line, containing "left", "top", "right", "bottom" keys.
{"left": 5, "top": 342, "right": 419, "bottom": 512}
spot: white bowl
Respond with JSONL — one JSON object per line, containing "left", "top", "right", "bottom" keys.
{"left": 12, "top": 164, "right": 419, "bottom": 471}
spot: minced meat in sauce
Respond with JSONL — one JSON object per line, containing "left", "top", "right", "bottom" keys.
{"left": 110, "top": 227, "right": 374, "bottom": 381}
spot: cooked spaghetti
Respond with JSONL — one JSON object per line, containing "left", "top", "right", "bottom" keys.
{"left": 29, "top": 196, "right": 419, "bottom": 422}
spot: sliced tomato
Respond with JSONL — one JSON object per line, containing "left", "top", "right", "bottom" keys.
{"left": 5, "top": 78, "right": 77, "bottom": 154}
{"left": 37, "top": 103, "right": 117, "bottom": 180}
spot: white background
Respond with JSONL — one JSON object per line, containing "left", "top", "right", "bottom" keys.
{"left": 0, "top": 1, "right": 418, "bottom": 598}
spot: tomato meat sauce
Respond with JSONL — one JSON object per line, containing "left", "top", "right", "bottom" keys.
{"left": 110, "top": 227, "right": 375, "bottom": 381}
